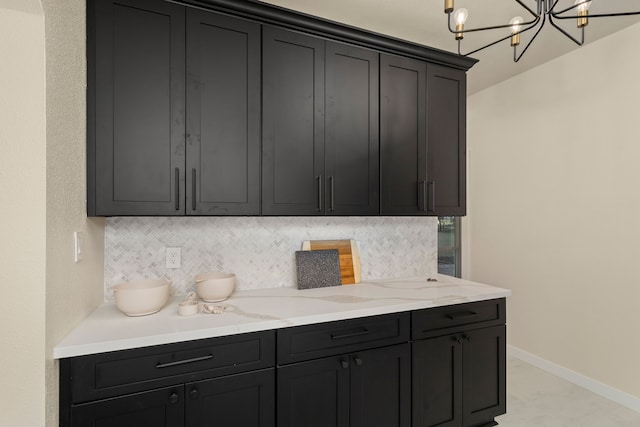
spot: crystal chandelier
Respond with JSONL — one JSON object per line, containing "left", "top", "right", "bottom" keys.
{"left": 444, "top": 0, "right": 640, "bottom": 62}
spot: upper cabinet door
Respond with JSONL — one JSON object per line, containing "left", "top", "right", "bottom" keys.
{"left": 186, "top": 11, "right": 261, "bottom": 215}
{"left": 380, "top": 54, "right": 427, "bottom": 216}
{"left": 89, "top": 0, "right": 185, "bottom": 215}
{"left": 426, "top": 65, "right": 466, "bottom": 216}
{"left": 262, "top": 26, "right": 325, "bottom": 216}
{"left": 325, "top": 42, "right": 380, "bottom": 216}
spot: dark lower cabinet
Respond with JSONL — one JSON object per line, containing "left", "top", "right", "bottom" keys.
{"left": 412, "top": 325, "right": 506, "bottom": 427}
{"left": 277, "top": 344, "right": 411, "bottom": 427}
{"left": 185, "top": 369, "right": 275, "bottom": 427}
{"left": 61, "top": 305, "right": 504, "bottom": 427}
{"left": 71, "top": 386, "right": 184, "bottom": 427}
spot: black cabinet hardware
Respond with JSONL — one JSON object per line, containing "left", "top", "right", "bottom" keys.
{"left": 330, "top": 328, "right": 370, "bottom": 340}
{"left": 156, "top": 354, "right": 213, "bottom": 369}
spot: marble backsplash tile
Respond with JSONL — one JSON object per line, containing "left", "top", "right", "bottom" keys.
{"left": 104, "top": 216, "right": 437, "bottom": 300}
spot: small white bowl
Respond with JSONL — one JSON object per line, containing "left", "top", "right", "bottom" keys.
{"left": 112, "top": 279, "right": 170, "bottom": 316}
{"left": 194, "top": 272, "right": 236, "bottom": 302}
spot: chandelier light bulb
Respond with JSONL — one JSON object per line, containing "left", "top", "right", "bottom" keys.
{"left": 453, "top": 8, "right": 469, "bottom": 26}
{"left": 509, "top": 16, "right": 524, "bottom": 34}
{"left": 575, "top": 0, "right": 592, "bottom": 13}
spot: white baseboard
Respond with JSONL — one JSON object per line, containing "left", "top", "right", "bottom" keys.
{"left": 507, "top": 345, "right": 640, "bottom": 414}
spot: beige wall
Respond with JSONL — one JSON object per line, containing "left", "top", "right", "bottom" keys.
{"left": 42, "top": 0, "right": 105, "bottom": 425}
{"left": 465, "top": 23, "right": 640, "bottom": 398}
{"left": 0, "top": 1, "right": 104, "bottom": 426}
{"left": 0, "top": 5, "right": 47, "bottom": 426}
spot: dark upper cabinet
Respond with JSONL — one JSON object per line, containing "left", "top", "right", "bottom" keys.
{"left": 426, "top": 65, "right": 466, "bottom": 216}
{"left": 380, "top": 55, "right": 467, "bottom": 216}
{"left": 325, "top": 42, "right": 380, "bottom": 216}
{"left": 380, "top": 53, "right": 428, "bottom": 216}
{"left": 262, "top": 26, "right": 326, "bottom": 215}
{"left": 88, "top": 0, "right": 472, "bottom": 217}
{"left": 88, "top": 0, "right": 260, "bottom": 216}
{"left": 186, "top": 10, "right": 261, "bottom": 215}
{"left": 89, "top": 0, "right": 186, "bottom": 216}
{"left": 262, "top": 28, "right": 380, "bottom": 216}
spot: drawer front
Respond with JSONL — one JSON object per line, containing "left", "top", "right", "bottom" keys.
{"left": 412, "top": 298, "right": 505, "bottom": 340}
{"left": 277, "top": 312, "right": 410, "bottom": 364}
{"left": 69, "top": 330, "right": 275, "bottom": 403}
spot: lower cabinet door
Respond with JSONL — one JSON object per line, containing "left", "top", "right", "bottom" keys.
{"left": 462, "top": 325, "right": 506, "bottom": 427}
{"left": 71, "top": 386, "right": 184, "bottom": 427}
{"left": 350, "top": 344, "right": 411, "bottom": 427}
{"left": 185, "top": 368, "right": 275, "bottom": 427}
{"left": 277, "top": 356, "right": 350, "bottom": 427}
{"left": 412, "top": 335, "right": 463, "bottom": 427}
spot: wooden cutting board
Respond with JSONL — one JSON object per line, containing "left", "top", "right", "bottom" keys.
{"left": 301, "top": 239, "right": 361, "bottom": 284}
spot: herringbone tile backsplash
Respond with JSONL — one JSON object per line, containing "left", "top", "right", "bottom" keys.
{"left": 104, "top": 217, "right": 437, "bottom": 300}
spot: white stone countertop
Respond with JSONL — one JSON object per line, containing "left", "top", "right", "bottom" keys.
{"left": 53, "top": 274, "right": 511, "bottom": 359}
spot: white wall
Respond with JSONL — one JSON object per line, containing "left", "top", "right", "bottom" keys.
{"left": 466, "top": 23, "right": 640, "bottom": 399}
{"left": 0, "top": 5, "right": 47, "bottom": 426}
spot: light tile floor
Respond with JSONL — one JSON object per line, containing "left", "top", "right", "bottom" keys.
{"left": 496, "top": 356, "right": 640, "bottom": 426}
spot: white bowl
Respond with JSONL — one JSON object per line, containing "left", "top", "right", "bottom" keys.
{"left": 112, "top": 279, "right": 170, "bottom": 316}
{"left": 194, "top": 272, "right": 235, "bottom": 302}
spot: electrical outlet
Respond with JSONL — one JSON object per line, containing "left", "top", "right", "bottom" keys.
{"left": 74, "top": 231, "right": 83, "bottom": 263}
{"left": 165, "top": 247, "right": 181, "bottom": 269}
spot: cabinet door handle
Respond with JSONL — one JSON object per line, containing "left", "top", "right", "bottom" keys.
{"left": 330, "top": 328, "right": 369, "bottom": 340}
{"left": 329, "top": 176, "right": 335, "bottom": 212}
{"left": 189, "top": 388, "right": 200, "bottom": 400}
{"left": 169, "top": 391, "right": 180, "bottom": 404}
{"left": 316, "top": 175, "right": 322, "bottom": 212}
{"left": 427, "top": 181, "right": 435, "bottom": 212}
{"left": 340, "top": 359, "right": 349, "bottom": 369}
{"left": 418, "top": 180, "right": 427, "bottom": 212}
{"left": 174, "top": 168, "right": 180, "bottom": 211}
{"left": 191, "top": 168, "right": 197, "bottom": 211}
{"left": 463, "top": 334, "right": 471, "bottom": 343}
{"left": 452, "top": 336, "right": 464, "bottom": 345}
{"left": 353, "top": 356, "right": 363, "bottom": 367}
{"left": 445, "top": 311, "right": 478, "bottom": 321}
{"left": 156, "top": 354, "right": 213, "bottom": 369}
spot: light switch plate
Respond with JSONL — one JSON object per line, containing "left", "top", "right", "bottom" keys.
{"left": 74, "top": 231, "right": 83, "bottom": 263}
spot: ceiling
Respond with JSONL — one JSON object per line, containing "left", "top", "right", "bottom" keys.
{"left": 260, "top": 0, "right": 640, "bottom": 94}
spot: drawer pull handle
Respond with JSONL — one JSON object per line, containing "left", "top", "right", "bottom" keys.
{"left": 445, "top": 311, "right": 478, "bottom": 321}
{"left": 156, "top": 354, "right": 213, "bottom": 369}
{"left": 330, "top": 328, "right": 370, "bottom": 340}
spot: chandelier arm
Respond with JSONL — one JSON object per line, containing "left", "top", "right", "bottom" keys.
{"left": 513, "top": 13, "right": 547, "bottom": 62}
{"left": 552, "top": 11, "right": 640, "bottom": 19}
{"left": 548, "top": 14, "right": 584, "bottom": 46}
{"left": 549, "top": 0, "right": 586, "bottom": 16}
{"left": 458, "top": 19, "right": 541, "bottom": 57}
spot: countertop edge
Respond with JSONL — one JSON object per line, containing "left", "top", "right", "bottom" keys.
{"left": 54, "top": 276, "right": 511, "bottom": 359}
